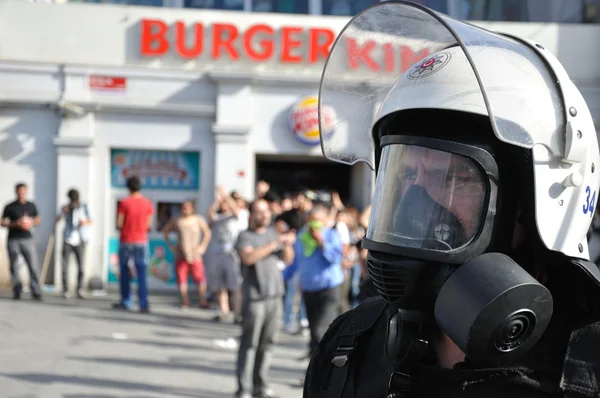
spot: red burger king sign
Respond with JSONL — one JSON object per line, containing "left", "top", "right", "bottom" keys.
{"left": 288, "top": 96, "right": 336, "bottom": 146}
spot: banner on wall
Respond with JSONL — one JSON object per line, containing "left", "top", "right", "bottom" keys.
{"left": 111, "top": 149, "right": 200, "bottom": 191}
{"left": 107, "top": 237, "right": 182, "bottom": 288}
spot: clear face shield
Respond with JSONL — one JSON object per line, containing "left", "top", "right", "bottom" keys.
{"left": 368, "top": 143, "right": 488, "bottom": 252}
{"left": 318, "top": 1, "right": 564, "bottom": 168}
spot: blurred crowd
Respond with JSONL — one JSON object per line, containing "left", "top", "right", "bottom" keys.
{"left": 202, "top": 180, "right": 375, "bottom": 397}
{"left": 196, "top": 180, "right": 375, "bottom": 327}
{"left": 1, "top": 177, "right": 375, "bottom": 397}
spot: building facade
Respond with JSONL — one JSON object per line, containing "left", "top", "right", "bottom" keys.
{"left": 0, "top": 1, "right": 599, "bottom": 291}
{"left": 38, "top": 0, "right": 600, "bottom": 23}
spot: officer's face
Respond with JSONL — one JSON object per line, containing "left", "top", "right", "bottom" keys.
{"left": 398, "top": 147, "right": 485, "bottom": 239}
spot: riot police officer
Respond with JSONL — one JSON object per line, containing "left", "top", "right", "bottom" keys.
{"left": 303, "top": 1, "right": 600, "bottom": 397}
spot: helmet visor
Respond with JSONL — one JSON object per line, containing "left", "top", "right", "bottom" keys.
{"left": 366, "top": 144, "right": 488, "bottom": 251}
{"left": 319, "top": 1, "right": 564, "bottom": 169}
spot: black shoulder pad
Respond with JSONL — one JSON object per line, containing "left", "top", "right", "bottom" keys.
{"left": 338, "top": 296, "right": 389, "bottom": 336}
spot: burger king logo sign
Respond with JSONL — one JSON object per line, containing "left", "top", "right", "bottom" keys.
{"left": 288, "top": 96, "right": 336, "bottom": 146}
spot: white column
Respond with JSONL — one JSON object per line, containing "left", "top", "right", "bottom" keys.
{"left": 212, "top": 82, "right": 253, "bottom": 199}
{"left": 53, "top": 112, "right": 95, "bottom": 292}
{"left": 212, "top": 127, "right": 252, "bottom": 199}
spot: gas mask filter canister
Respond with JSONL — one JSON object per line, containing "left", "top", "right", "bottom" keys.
{"left": 434, "top": 252, "right": 553, "bottom": 367}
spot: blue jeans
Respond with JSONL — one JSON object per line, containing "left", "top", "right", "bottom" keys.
{"left": 118, "top": 243, "right": 149, "bottom": 309}
{"left": 283, "top": 273, "right": 307, "bottom": 328}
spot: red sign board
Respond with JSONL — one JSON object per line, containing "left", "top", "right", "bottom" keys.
{"left": 89, "top": 76, "right": 127, "bottom": 91}
{"left": 139, "top": 19, "right": 430, "bottom": 74}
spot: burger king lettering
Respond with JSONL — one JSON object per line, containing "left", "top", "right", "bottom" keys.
{"left": 139, "top": 19, "right": 429, "bottom": 73}
{"left": 140, "top": 19, "right": 335, "bottom": 64}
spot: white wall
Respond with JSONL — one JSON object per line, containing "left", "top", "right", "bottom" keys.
{"left": 250, "top": 85, "right": 323, "bottom": 156}
{"left": 0, "top": 108, "right": 58, "bottom": 287}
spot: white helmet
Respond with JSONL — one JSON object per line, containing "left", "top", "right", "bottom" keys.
{"left": 319, "top": 1, "right": 600, "bottom": 262}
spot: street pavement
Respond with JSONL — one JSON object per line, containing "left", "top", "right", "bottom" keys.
{"left": 0, "top": 290, "right": 309, "bottom": 398}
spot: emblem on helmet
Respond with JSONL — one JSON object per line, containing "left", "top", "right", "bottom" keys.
{"left": 408, "top": 52, "right": 452, "bottom": 80}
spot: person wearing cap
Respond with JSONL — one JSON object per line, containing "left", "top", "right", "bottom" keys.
{"left": 304, "top": 2, "right": 600, "bottom": 397}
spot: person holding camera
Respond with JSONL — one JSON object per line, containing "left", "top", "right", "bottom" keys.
{"left": 55, "top": 188, "right": 92, "bottom": 299}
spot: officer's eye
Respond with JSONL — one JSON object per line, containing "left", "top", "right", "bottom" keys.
{"left": 402, "top": 167, "right": 417, "bottom": 181}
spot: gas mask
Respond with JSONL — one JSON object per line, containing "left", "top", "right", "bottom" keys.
{"left": 393, "top": 185, "right": 467, "bottom": 251}
{"left": 361, "top": 137, "right": 553, "bottom": 369}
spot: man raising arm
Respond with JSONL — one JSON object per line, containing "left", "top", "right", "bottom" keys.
{"left": 234, "top": 199, "right": 295, "bottom": 398}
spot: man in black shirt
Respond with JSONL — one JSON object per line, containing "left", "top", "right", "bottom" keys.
{"left": 1, "top": 183, "right": 42, "bottom": 300}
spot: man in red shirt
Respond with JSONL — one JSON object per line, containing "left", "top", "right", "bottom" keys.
{"left": 113, "top": 176, "right": 154, "bottom": 313}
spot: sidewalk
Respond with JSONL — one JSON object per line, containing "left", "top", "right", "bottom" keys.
{"left": 0, "top": 290, "right": 309, "bottom": 398}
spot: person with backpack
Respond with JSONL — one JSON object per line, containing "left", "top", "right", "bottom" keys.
{"left": 304, "top": 2, "right": 600, "bottom": 397}
{"left": 56, "top": 188, "right": 92, "bottom": 299}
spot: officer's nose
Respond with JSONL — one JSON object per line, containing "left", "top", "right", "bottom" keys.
{"left": 414, "top": 163, "right": 426, "bottom": 187}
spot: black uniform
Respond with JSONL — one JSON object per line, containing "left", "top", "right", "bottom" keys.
{"left": 304, "top": 262, "right": 600, "bottom": 397}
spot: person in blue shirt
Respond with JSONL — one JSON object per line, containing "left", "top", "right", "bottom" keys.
{"left": 283, "top": 204, "right": 344, "bottom": 355}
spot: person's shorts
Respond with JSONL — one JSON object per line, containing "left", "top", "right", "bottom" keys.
{"left": 175, "top": 258, "right": 205, "bottom": 285}
{"left": 205, "top": 252, "right": 241, "bottom": 293}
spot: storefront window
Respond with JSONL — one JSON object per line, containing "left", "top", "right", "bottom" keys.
{"left": 251, "top": 0, "right": 309, "bottom": 13}
{"left": 408, "top": 0, "right": 448, "bottom": 13}
{"left": 584, "top": 0, "right": 600, "bottom": 22}
{"left": 71, "top": 0, "right": 165, "bottom": 6}
{"left": 321, "top": 0, "right": 379, "bottom": 16}
{"left": 184, "top": 0, "right": 244, "bottom": 10}
{"left": 464, "top": 0, "right": 599, "bottom": 23}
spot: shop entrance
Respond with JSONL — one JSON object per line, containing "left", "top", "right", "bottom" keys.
{"left": 256, "top": 155, "right": 352, "bottom": 202}
{"left": 106, "top": 148, "right": 202, "bottom": 292}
